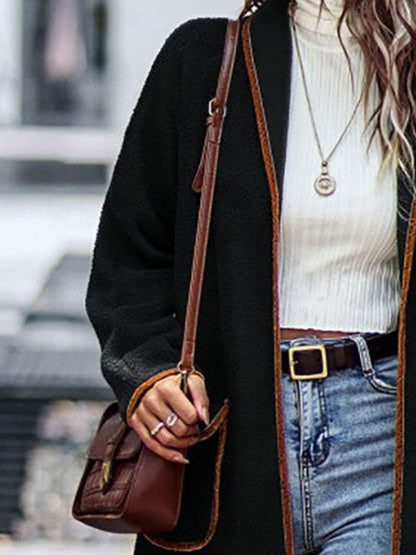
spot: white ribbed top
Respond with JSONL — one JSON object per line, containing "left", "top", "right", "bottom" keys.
{"left": 278, "top": 0, "right": 401, "bottom": 333}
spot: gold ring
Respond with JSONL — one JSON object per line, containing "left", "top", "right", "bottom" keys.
{"left": 150, "top": 421, "right": 164, "bottom": 437}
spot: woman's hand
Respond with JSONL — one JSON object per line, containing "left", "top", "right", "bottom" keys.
{"left": 128, "top": 373, "right": 210, "bottom": 464}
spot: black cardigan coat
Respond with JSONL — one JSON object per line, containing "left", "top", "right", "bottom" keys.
{"left": 85, "top": 0, "right": 416, "bottom": 553}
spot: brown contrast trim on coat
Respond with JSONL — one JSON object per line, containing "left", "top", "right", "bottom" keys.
{"left": 242, "top": 15, "right": 295, "bottom": 555}
{"left": 392, "top": 196, "right": 416, "bottom": 554}
{"left": 144, "top": 401, "right": 230, "bottom": 551}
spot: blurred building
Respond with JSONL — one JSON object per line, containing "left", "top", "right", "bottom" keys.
{"left": 0, "top": 0, "right": 241, "bottom": 178}
{"left": 0, "top": 0, "right": 242, "bottom": 316}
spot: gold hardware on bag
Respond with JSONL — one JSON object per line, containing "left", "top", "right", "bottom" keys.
{"left": 176, "top": 361, "right": 196, "bottom": 397}
{"left": 288, "top": 344, "right": 328, "bottom": 380}
{"left": 100, "top": 461, "right": 112, "bottom": 492}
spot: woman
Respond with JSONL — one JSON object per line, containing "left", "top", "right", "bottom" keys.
{"left": 85, "top": 0, "right": 416, "bottom": 553}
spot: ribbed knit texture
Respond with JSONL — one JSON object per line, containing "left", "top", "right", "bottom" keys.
{"left": 278, "top": 0, "right": 401, "bottom": 333}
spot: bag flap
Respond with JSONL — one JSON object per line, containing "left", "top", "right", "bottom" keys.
{"left": 87, "top": 405, "right": 143, "bottom": 460}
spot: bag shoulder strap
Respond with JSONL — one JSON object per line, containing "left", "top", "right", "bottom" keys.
{"left": 191, "top": 19, "right": 241, "bottom": 196}
{"left": 178, "top": 18, "right": 241, "bottom": 375}
{"left": 147, "top": 23, "right": 240, "bottom": 551}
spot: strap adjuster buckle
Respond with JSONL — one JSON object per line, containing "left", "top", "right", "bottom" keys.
{"left": 288, "top": 344, "right": 329, "bottom": 380}
{"left": 208, "top": 97, "right": 227, "bottom": 117}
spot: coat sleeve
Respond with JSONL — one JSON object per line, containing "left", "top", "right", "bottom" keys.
{"left": 85, "top": 22, "right": 204, "bottom": 425}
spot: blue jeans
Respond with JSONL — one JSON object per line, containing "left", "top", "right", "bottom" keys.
{"left": 281, "top": 333, "right": 397, "bottom": 554}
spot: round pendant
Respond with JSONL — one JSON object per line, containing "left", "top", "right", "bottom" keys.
{"left": 314, "top": 173, "right": 336, "bottom": 196}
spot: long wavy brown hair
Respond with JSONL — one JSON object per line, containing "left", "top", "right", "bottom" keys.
{"left": 240, "top": 0, "right": 416, "bottom": 189}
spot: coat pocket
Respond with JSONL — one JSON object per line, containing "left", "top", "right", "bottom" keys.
{"left": 143, "top": 398, "right": 230, "bottom": 551}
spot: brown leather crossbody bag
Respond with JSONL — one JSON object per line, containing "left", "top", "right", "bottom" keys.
{"left": 72, "top": 18, "right": 240, "bottom": 546}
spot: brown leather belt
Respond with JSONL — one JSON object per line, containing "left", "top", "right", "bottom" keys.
{"left": 281, "top": 330, "right": 398, "bottom": 380}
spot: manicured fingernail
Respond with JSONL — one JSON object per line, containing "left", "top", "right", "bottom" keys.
{"left": 202, "top": 407, "right": 210, "bottom": 425}
{"left": 173, "top": 454, "right": 190, "bottom": 464}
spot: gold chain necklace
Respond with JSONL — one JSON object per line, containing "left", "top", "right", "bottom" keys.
{"left": 291, "top": 18, "right": 365, "bottom": 197}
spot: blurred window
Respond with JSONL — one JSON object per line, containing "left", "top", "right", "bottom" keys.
{"left": 22, "top": 0, "right": 108, "bottom": 127}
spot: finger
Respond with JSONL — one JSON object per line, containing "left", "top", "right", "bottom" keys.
{"left": 140, "top": 388, "right": 200, "bottom": 438}
{"left": 187, "top": 374, "right": 210, "bottom": 424}
{"left": 143, "top": 412, "right": 200, "bottom": 449}
{"left": 162, "top": 410, "right": 200, "bottom": 438}
{"left": 129, "top": 414, "right": 191, "bottom": 464}
{"left": 155, "top": 377, "right": 199, "bottom": 426}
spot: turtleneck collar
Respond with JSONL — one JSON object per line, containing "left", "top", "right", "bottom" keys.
{"left": 293, "top": 0, "right": 354, "bottom": 40}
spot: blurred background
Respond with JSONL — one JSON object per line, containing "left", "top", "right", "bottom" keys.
{"left": 0, "top": 1, "right": 240, "bottom": 553}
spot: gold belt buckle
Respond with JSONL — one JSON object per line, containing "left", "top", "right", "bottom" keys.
{"left": 288, "top": 344, "right": 329, "bottom": 380}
